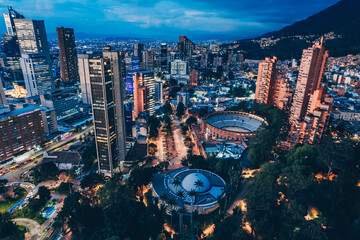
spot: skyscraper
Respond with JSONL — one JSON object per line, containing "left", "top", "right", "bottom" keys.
{"left": 160, "top": 43, "right": 168, "bottom": 72}
{"left": 14, "top": 19, "right": 50, "bottom": 56}
{"left": 154, "top": 81, "right": 163, "bottom": 103}
{"left": 78, "top": 52, "right": 100, "bottom": 104}
{"left": 89, "top": 49, "right": 126, "bottom": 176}
{"left": 141, "top": 51, "right": 154, "bottom": 71}
{"left": 290, "top": 38, "right": 328, "bottom": 122}
{"left": 125, "top": 57, "right": 140, "bottom": 94}
{"left": 15, "top": 18, "right": 54, "bottom": 96}
{"left": 178, "top": 36, "right": 195, "bottom": 60}
{"left": 20, "top": 54, "right": 54, "bottom": 97}
{"left": 255, "top": 57, "right": 293, "bottom": 111}
{"left": 190, "top": 70, "right": 199, "bottom": 86}
{"left": 134, "top": 43, "right": 144, "bottom": 60}
{"left": 56, "top": 27, "right": 78, "bottom": 82}
{"left": 3, "top": 7, "right": 25, "bottom": 87}
{"left": 103, "top": 50, "right": 127, "bottom": 166}
{"left": 289, "top": 38, "right": 333, "bottom": 145}
{"left": 3, "top": 6, "right": 24, "bottom": 36}
{"left": 255, "top": 57, "right": 277, "bottom": 105}
{"left": 133, "top": 72, "right": 155, "bottom": 120}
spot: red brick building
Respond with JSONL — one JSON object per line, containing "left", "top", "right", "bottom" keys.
{"left": 0, "top": 106, "right": 45, "bottom": 161}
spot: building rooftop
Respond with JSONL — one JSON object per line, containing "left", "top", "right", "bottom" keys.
{"left": 42, "top": 151, "right": 81, "bottom": 166}
{"left": 0, "top": 105, "right": 40, "bottom": 120}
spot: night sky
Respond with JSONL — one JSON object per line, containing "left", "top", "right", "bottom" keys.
{"left": 0, "top": 0, "right": 340, "bottom": 40}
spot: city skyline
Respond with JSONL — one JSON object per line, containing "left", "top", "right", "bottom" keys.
{"left": 0, "top": 0, "right": 339, "bottom": 40}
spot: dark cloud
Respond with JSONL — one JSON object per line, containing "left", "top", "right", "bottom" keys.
{"left": 0, "top": 0, "right": 340, "bottom": 40}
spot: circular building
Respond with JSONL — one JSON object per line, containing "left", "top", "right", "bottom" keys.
{"left": 201, "top": 111, "right": 267, "bottom": 141}
{"left": 152, "top": 167, "right": 226, "bottom": 214}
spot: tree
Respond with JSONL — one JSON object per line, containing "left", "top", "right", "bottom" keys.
{"left": 148, "top": 143, "right": 157, "bottom": 156}
{"left": 163, "top": 101, "right": 173, "bottom": 115}
{"left": 35, "top": 162, "right": 60, "bottom": 181}
{"left": 246, "top": 162, "right": 282, "bottom": 238}
{"left": 38, "top": 186, "right": 51, "bottom": 202}
{"left": 194, "top": 180, "right": 204, "bottom": 192}
{"left": 176, "top": 102, "right": 186, "bottom": 118}
{"left": 172, "top": 178, "right": 181, "bottom": 187}
{"left": 148, "top": 116, "right": 161, "bottom": 139}
{"left": 128, "top": 166, "right": 159, "bottom": 194}
{"left": 213, "top": 214, "right": 250, "bottom": 240}
{"left": 185, "top": 116, "right": 197, "bottom": 126}
{"left": 57, "top": 182, "right": 73, "bottom": 195}
{"left": 81, "top": 173, "right": 104, "bottom": 189}
{"left": 198, "top": 107, "right": 208, "bottom": 118}
{"left": 0, "top": 213, "right": 19, "bottom": 238}
{"left": 176, "top": 190, "right": 185, "bottom": 198}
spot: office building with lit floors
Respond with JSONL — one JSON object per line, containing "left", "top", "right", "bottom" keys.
{"left": 20, "top": 54, "right": 54, "bottom": 97}
{"left": 289, "top": 38, "right": 332, "bottom": 145}
{"left": 78, "top": 52, "right": 101, "bottom": 105}
{"left": 103, "top": 49, "right": 127, "bottom": 167}
{"left": 15, "top": 18, "right": 54, "bottom": 96}
{"left": 89, "top": 51, "right": 126, "bottom": 176}
{"left": 133, "top": 71, "right": 155, "bottom": 120}
{"left": 3, "top": 7, "right": 25, "bottom": 90}
{"left": 160, "top": 43, "right": 168, "bottom": 72}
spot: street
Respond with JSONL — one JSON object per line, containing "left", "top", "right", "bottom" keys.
{"left": 0, "top": 126, "right": 93, "bottom": 181}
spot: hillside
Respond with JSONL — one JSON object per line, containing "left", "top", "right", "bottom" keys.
{"left": 225, "top": 0, "right": 360, "bottom": 60}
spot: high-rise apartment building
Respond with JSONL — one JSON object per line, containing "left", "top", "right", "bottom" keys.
{"left": 190, "top": 70, "right": 199, "bottom": 86}
{"left": 154, "top": 81, "right": 163, "bottom": 103}
{"left": 255, "top": 56, "right": 293, "bottom": 111}
{"left": 178, "top": 36, "right": 195, "bottom": 60}
{"left": 125, "top": 57, "right": 140, "bottom": 94}
{"left": 141, "top": 51, "right": 154, "bottom": 71}
{"left": 171, "top": 59, "right": 187, "bottom": 75}
{"left": 290, "top": 38, "right": 328, "bottom": 122}
{"left": 56, "top": 27, "right": 78, "bottom": 82}
{"left": 0, "top": 105, "right": 45, "bottom": 161}
{"left": 133, "top": 71, "right": 155, "bottom": 120}
{"left": 89, "top": 50, "right": 126, "bottom": 176}
{"left": 289, "top": 38, "right": 333, "bottom": 145}
{"left": 271, "top": 74, "right": 293, "bottom": 111}
{"left": 20, "top": 54, "right": 54, "bottom": 97}
{"left": 78, "top": 52, "right": 101, "bottom": 104}
{"left": 255, "top": 56, "right": 277, "bottom": 104}
{"left": 160, "top": 43, "right": 168, "bottom": 72}
{"left": 134, "top": 43, "right": 144, "bottom": 60}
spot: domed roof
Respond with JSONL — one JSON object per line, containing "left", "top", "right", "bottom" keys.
{"left": 181, "top": 173, "right": 211, "bottom": 193}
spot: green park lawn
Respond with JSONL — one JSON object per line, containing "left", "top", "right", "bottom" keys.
{"left": 0, "top": 187, "right": 27, "bottom": 213}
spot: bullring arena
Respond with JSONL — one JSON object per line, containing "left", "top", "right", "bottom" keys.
{"left": 201, "top": 111, "right": 268, "bottom": 141}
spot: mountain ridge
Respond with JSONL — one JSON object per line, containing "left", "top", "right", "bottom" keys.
{"left": 225, "top": 0, "right": 360, "bottom": 60}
